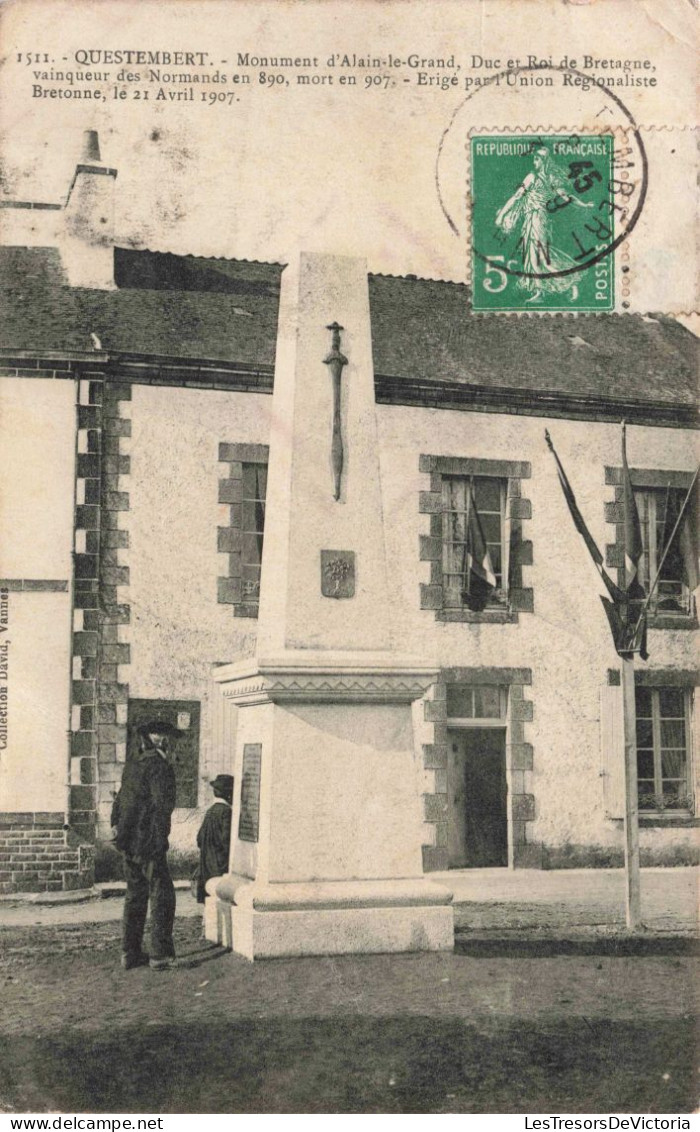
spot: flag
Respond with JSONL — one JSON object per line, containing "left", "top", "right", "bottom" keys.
{"left": 544, "top": 429, "right": 622, "bottom": 603}
{"left": 622, "top": 465, "right": 699, "bottom": 655}
{"left": 621, "top": 422, "right": 645, "bottom": 598}
{"left": 663, "top": 477, "right": 699, "bottom": 595}
{"left": 600, "top": 595, "right": 648, "bottom": 660}
{"left": 618, "top": 423, "right": 649, "bottom": 659}
{"left": 545, "top": 427, "right": 648, "bottom": 660}
{"left": 460, "top": 479, "right": 497, "bottom": 612}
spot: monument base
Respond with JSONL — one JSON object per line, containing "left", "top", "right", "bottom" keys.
{"left": 213, "top": 875, "right": 454, "bottom": 960}
{"left": 203, "top": 875, "right": 232, "bottom": 948}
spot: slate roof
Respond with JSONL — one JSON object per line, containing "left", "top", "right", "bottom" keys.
{"left": 0, "top": 246, "right": 283, "bottom": 367}
{"left": 0, "top": 245, "right": 696, "bottom": 409}
{"left": 368, "top": 274, "right": 697, "bottom": 408}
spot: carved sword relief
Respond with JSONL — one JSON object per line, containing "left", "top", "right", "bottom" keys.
{"left": 323, "top": 321, "right": 348, "bottom": 501}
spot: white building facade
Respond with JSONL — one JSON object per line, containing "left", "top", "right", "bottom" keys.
{"left": 0, "top": 135, "right": 697, "bottom": 951}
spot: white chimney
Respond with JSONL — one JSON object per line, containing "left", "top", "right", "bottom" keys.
{"left": 61, "top": 130, "right": 117, "bottom": 289}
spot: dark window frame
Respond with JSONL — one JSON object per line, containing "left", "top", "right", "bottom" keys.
{"left": 635, "top": 685, "right": 694, "bottom": 815}
{"left": 634, "top": 486, "right": 692, "bottom": 616}
{"left": 419, "top": 455, "right": 533, "bottom": 624}
{"left": 441, "top": 474, "right": 509, "bottom": 610}
{"left": 604, "top": 466, "right": 697, "bottom": 629}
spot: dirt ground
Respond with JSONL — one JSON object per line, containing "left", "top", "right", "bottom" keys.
{"left": 0, "top": 915, "right": 697, "bottom": 1115}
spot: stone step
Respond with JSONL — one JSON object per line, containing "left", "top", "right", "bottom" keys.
{"left": 28, "top": 887, "right": 100, "bottom": 905}
{"left": 94, "top": 879, "right": 192, "bottom": 898}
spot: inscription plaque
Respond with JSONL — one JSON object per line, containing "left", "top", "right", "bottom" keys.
{"left": 321, "top": 550, "right": 356, "bottom": 599}
{"left": 238, "top": 743, "right": 262, "bottom": 843}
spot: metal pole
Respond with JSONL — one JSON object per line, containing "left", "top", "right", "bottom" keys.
{"left": 620, "top": 420, "right": 642, "bottom": 931}
{"left": 621, "top": 652, "right": 642, "bottom": 930}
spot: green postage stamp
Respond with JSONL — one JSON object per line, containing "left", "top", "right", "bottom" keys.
{"left": 470, "top": 133, "right": 616, "bottom": 313}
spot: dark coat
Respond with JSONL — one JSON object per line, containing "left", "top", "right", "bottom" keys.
{"left": 111, "top": 750, "right": 177, "bottom": 863}
{"left": 195, "top": 801, "right": 232, "bottom": 902}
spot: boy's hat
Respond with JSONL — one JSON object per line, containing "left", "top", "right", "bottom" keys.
{"left": 140, "top": 720, "right": 181, "bottom": 738}
{"left": 210, "top": 774, "right": 234, "bottom": 795}
{"left": 137, "top": 721, "right": 182, "bottom": 751}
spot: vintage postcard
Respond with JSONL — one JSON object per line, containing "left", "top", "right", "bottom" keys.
{"left": 0, "top": 0, "right": 697, "bottom": 1118}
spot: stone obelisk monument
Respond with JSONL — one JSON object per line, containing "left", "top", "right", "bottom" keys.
{"left": 213, "top": 252, "right": 453, "bottom": 959}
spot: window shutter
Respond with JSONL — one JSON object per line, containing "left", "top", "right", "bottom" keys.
{"left": 600, "top": 684, "right": 625, "bottom": 818}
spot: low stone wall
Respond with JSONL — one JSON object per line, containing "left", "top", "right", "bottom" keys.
{"left": 95, "top": 841, "right": 198, "bottom": 883}
{"left": 0, "top": 812, "right": 95, "bottom": 894}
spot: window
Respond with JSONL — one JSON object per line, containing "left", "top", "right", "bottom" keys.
{"left": 419, "top": 454, "right": 532, "bottom": 623}
{"left": 240, "top": 462, "right": 267, "bottom": 605}
{"left": 635, "top": 488, "right": 694, "bottom": 615}
{"left": 635, "top": 686, "right": 693, "bottom": 812}
{"left": 446, "top": 683, "right": 507, "bottom": 722}
{"left": 218, "top": 443, "right": 269, "bottom": 617}
{"left": 442, "top": 476, "right": 507, "bottom": 609}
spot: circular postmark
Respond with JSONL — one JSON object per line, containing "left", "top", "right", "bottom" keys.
{"left": 435, "top": 64, "right": 648, "bottom": 310}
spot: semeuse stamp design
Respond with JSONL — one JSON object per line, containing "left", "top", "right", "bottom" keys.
{"left": 471, "top": 133, "right": 618, "bottom": 312}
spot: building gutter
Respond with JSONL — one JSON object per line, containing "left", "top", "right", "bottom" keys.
{"left": 374, "top": 373, "right": 699, "bottom": 430}
{"left": 0, "top": 350, "right": 694, "bottom": 428}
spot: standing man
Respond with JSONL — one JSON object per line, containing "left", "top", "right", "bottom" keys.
{"left": 111, "top": 721, "right": 179, "bottom": 971}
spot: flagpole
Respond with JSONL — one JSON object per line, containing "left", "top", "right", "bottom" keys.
{"left": 620, "top": 421, "right": 642, "bottom": 931}
{"left": 544, "top": 425, "right": 649, "bottom": 930}
{"left": 620, "top": 462, "right": 698, "bottom": 930}
{"left": 621, "top": 652, "right": 642, "bottom": 929}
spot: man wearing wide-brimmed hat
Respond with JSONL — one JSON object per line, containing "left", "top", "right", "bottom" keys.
{"left": 111, "top": 720, "right": 180, "bottom": 971}
{"left": 195, "top": 773, "right": 234, "bottom": 910}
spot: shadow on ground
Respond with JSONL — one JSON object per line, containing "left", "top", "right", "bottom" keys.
{"left": 0, "top": 1016, "right": 695, "bottom": 1114}
{"left": 454, "top": 934, "right": 700, "bottom": 958}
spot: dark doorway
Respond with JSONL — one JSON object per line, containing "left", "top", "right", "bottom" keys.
{"left": 447, "top": 728, "right": 508, "bottom": 867}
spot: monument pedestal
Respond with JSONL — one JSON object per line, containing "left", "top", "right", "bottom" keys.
{"left": 213, "top": 655, "right": 453, "bottom": 960}
{"left": 216, "top": 878, "right": 453, "bottom": 960}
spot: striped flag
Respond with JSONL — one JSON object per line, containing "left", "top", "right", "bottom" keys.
{"left": 460, "top": 479, "right": 497, "bottom": 612}
{"left": 621, "top": 422, "right": 645, "bottom": 598}
{"left": 544, "top": 430, "right": 622, "bottom": 603}
{"left": 545, "top": 427, "right": 648, "bottom": 660}
{"left": 618, "top": 422, "right": 649, "bottom": 658}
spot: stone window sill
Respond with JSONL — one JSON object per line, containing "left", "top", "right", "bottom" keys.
{"left": 647, "top": 614, "right": 698, "bottom": 631}
{"left": 436, "top": 607, "right": 518, "bottom": 624}
{"left": 613, "top": 814, "right": 699, "bottom": 828}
